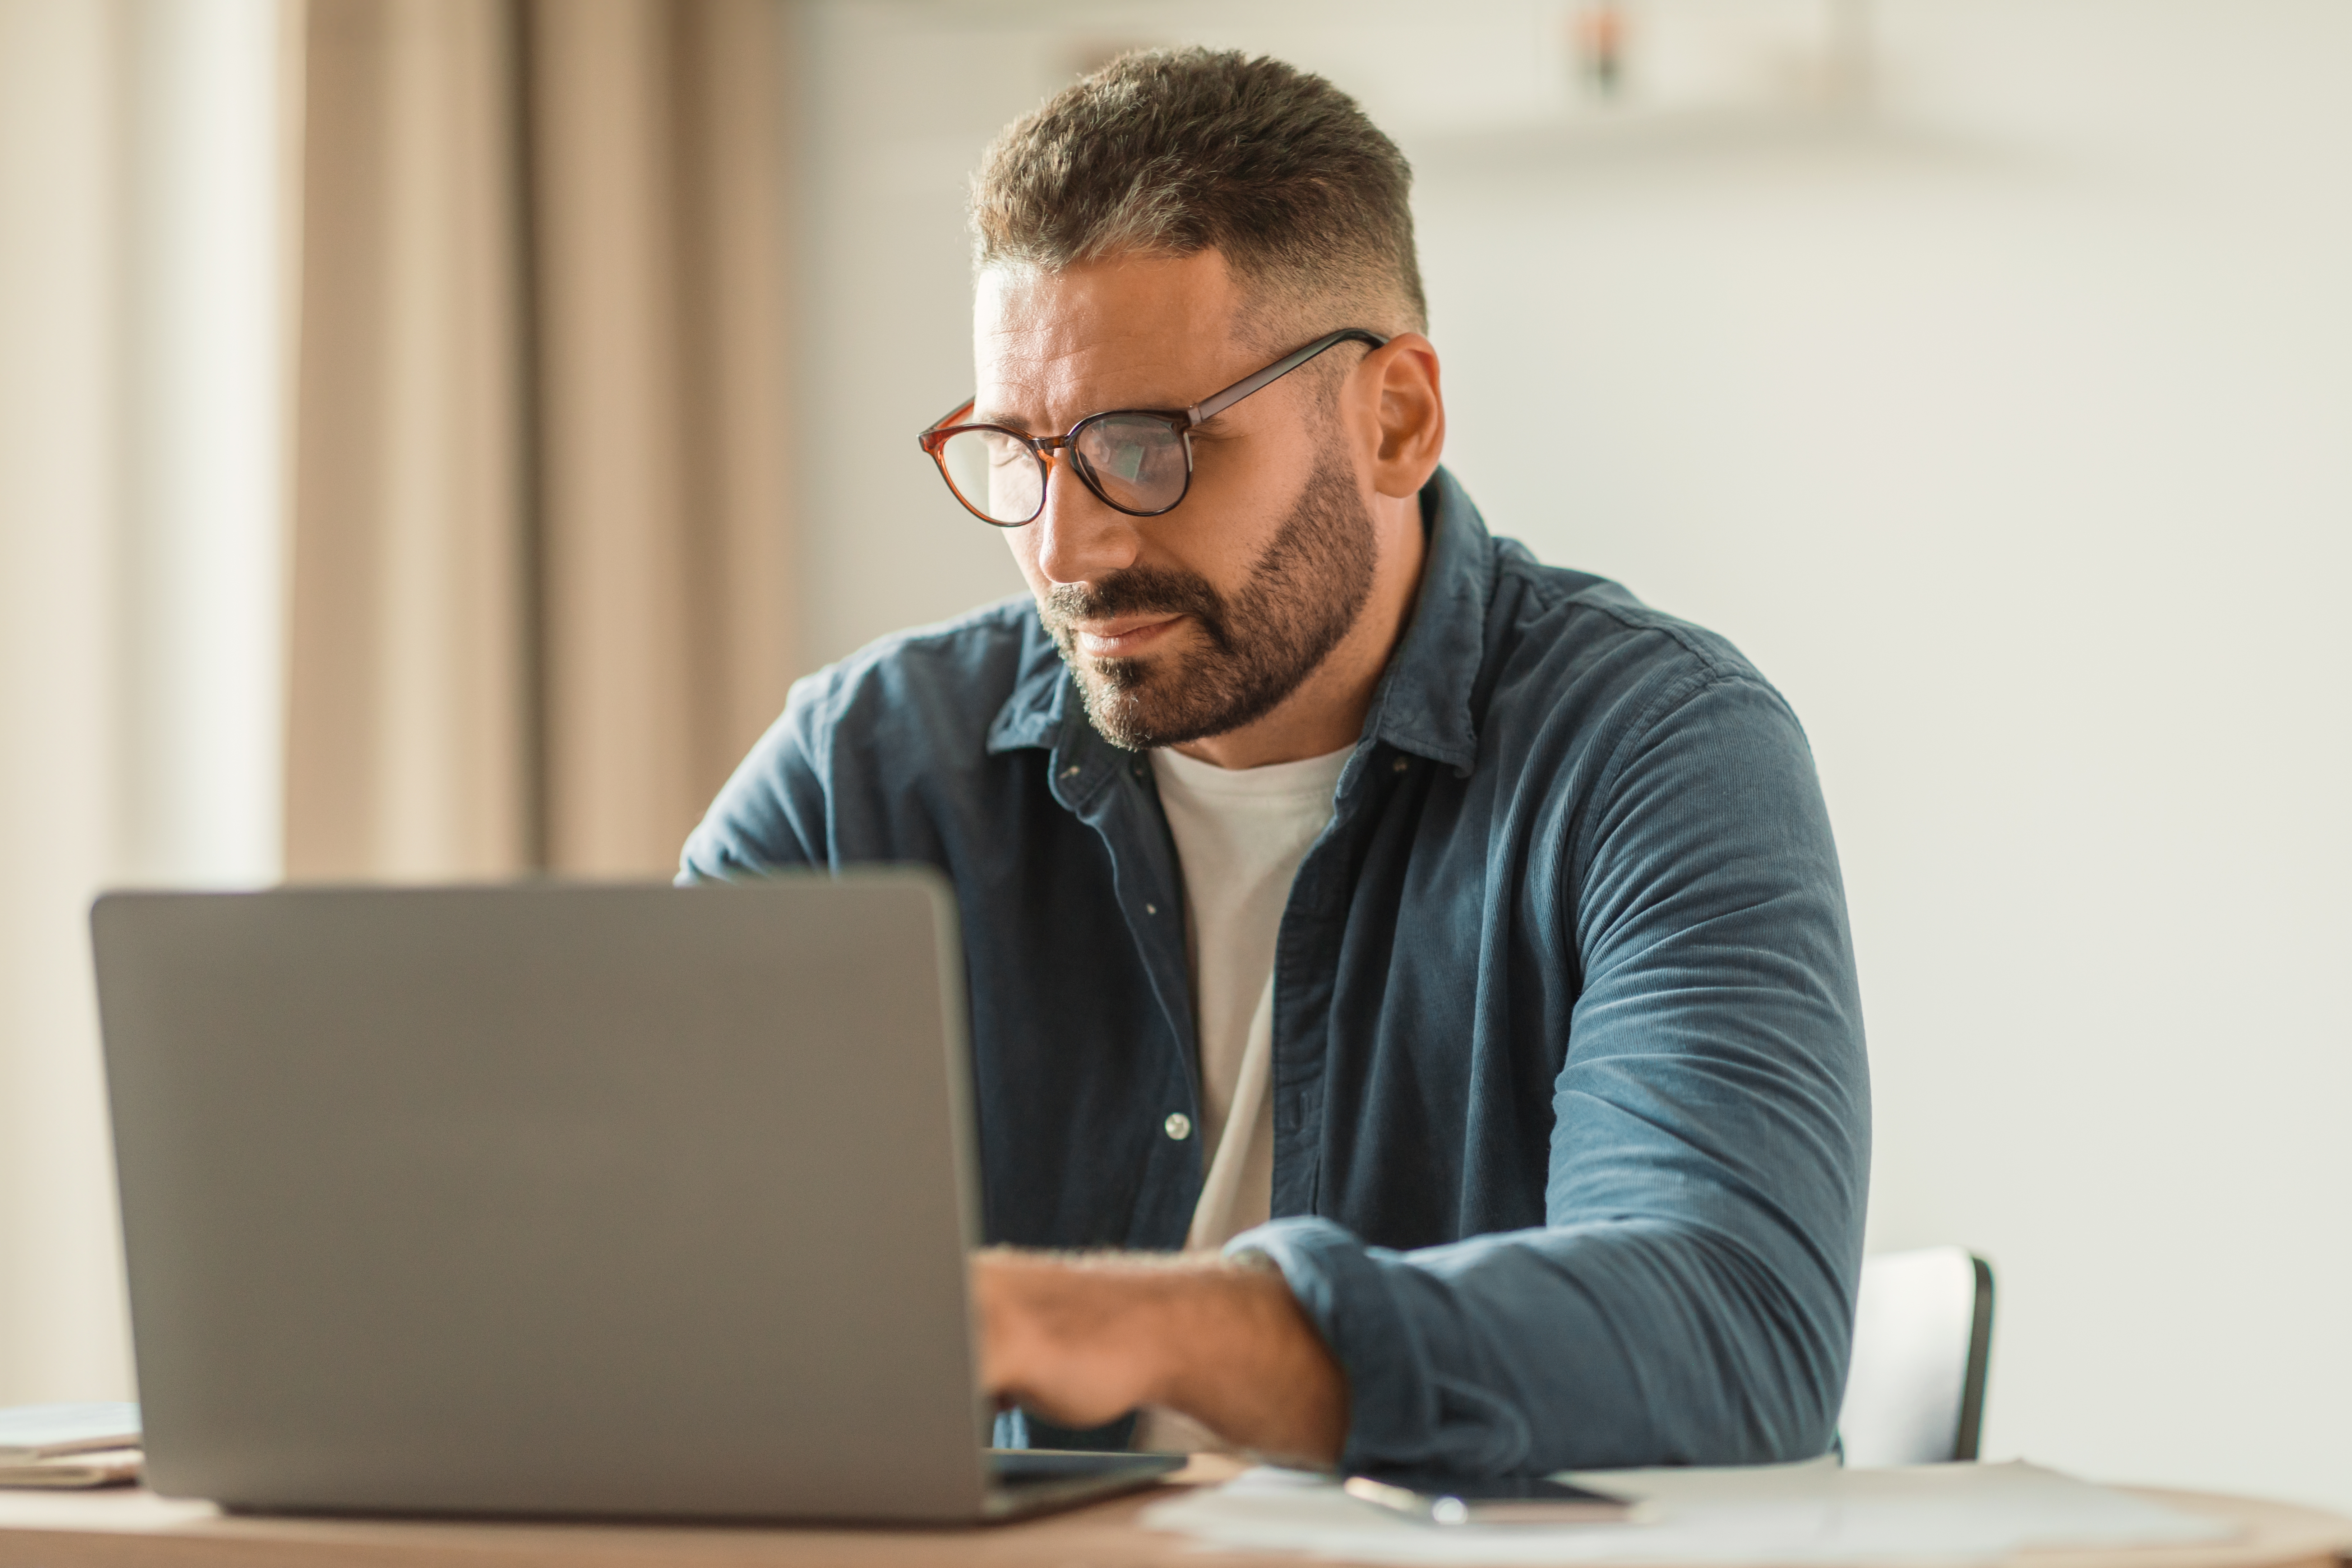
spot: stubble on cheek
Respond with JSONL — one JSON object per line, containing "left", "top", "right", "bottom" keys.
{"left": 1050, "top": 619, "right": 1207, "bottom": 750}
{"left": 1035, "top": 443, "right": 1376, "bottom": 753}
{"left": 1039, "top": 569, "right": 1232, "bottom": 751}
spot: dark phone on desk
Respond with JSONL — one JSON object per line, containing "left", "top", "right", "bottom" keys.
{"left": 1343, "top": 1471, "right": 1639, "bottom": 1525}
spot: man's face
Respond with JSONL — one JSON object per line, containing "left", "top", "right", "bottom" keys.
{"left": 974, "top": 251, "right": 1378, "bottom": 752}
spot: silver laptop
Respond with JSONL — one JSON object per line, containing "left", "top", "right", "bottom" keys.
{"left": 91, "top": 874, "right": 1180, "bottom": 1522}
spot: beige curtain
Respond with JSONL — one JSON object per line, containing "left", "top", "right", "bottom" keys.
{"left": 285, "top": 0, "right": 796, "bottom": 881}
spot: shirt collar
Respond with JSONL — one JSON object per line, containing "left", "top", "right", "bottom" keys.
{"left": 985, "top": 632, "right": 1071, "bottom": 757}
{"left": 987, "top": 464, "right": 1493, "bottom": 776}
{"left": 1364, "top": 465, "right": 1490, "bottom": 772}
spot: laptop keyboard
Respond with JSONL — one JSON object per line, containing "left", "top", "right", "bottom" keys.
{"left": 987, "top": 1448, "right": 1184, "bottom": 1488}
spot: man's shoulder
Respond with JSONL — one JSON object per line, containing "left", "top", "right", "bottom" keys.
{"left": 796, "top": 594, "right": 1052, "bottom": 742}
{"left": 1466, "top": 539, "right": 1801, "bottom": 772}
{"left": 1486, "top": 540, "right": 1775, "bottom": 703}
{"left": 681, "top": 597, "right": 1050, "bottom": 877}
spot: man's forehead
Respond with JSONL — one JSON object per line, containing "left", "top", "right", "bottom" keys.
{"left": 973, "top": 253, "right": 1248, "bottom": 418}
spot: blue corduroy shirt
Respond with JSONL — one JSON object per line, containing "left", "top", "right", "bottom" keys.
{"left": 680, "top": 468, "right": 1871, "bottom": 1475}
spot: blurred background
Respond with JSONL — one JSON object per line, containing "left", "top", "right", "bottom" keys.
{"left": 2, "top": 0, "right": 2346, "bottom": 1510}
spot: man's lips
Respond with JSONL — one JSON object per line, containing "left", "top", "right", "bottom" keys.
{"left": 1072, "top": 614, "right": 1183, "bottom": 658}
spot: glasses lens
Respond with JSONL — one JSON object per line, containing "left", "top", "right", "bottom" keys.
{"left": 939, "top": 427, "right": 1044, "bottom": 524}
{"left": 1073, "top": 416, "right": 1187, "bottom": 514}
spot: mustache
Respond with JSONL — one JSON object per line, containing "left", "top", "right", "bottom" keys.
{"left": 1041, "top": 566, "right": 1233, "bottom": 655}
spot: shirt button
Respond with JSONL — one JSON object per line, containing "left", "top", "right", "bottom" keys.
{"left": 1163, "top": 1112, "right": 1193, "bottom": 1141}
{"left": 1392, "top": 755, "right": 1409, "bottom": 773}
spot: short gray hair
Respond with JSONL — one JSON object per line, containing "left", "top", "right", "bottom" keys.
{"left": 970, "top": 48, "right": 1427, "bottom": 338}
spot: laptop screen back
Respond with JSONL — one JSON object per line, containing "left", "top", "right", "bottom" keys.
{"left": 93, "top": 874, "right": 992, "bottom": 1521}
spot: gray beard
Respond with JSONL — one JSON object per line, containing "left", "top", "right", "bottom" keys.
{"left": 1040, "top": 449, "right": 1379, "bottom": 752}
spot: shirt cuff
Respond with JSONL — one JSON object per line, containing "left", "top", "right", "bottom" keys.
{"left": 1224, "top": 1216, "right": 1436, "bottom": 1472}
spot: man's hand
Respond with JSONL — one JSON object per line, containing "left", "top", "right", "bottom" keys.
{"left": 970, "top": 1248, "right": 1350, "bottom": 1466}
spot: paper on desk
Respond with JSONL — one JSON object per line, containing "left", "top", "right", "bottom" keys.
{"left": 1141, "top": 1457, "right": 2238, "bottom": 1565}
{"left": 0, "top": 1448, "right": 141, "bottom": 1490}
{"left": 0, "top": 1403, "right": 140, "bottom": 1460}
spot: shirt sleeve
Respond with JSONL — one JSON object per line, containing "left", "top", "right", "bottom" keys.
{"left": 676, "top": 672, "right": 837, "bottom": 882}
{"left": 1231, "top": 669, "right": 1871, "bottom": 1475}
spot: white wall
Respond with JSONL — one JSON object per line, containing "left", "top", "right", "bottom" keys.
{"left": 799, "top": 0, "right": 2352, "bottom": 1510}
{"left": 0, "top": 0, "right": 132, "bottom": 1408}
{"left": 0, "top": 0, "right": 287, "bottom": 1406}
{"left": 117, "top": 0, "right": 289, "bottom": 885}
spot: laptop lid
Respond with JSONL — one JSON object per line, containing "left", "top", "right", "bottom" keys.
{"left": 93, "top": 873, "right": 1000, "bottom": 1521}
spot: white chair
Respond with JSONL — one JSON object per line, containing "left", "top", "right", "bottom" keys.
{"left": 1836, "top": 1246, "right": 1994, "bottom": 1466}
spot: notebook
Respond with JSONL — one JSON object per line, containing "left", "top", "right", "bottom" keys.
{"left": 0, "top": 1403, "right": 142, "bottom": 1489}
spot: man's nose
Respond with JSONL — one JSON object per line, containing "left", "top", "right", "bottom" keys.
{"left": 1031, "top": 450, "right": 1142, "bottom": 587}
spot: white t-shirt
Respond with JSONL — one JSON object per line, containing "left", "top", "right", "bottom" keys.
{"left": 1149, "top": 742, "right": 1352, "bottom": 1252}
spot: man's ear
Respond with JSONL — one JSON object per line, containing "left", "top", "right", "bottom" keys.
{"left": 1361, "top": 333, "right": 1445, "bottom": 500}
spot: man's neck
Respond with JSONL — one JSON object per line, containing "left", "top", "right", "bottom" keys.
{"left": 1170, "top": 488, "right": 1427, "bottom": 771}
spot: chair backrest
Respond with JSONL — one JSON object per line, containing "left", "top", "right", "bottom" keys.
{"left": 1836, "top": 1246, "right": 1994, "bottom": 1466}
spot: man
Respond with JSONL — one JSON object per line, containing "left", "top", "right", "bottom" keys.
{"left": 683, "top": 49, "right": 1868, "bottom": 1476}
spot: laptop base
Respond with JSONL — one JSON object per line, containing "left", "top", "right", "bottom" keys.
{"left": 982, "top": 1449, "right": 1189, "bottom": 1521}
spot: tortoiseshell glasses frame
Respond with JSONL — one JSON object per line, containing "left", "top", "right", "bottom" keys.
{"left": 916, "top": 327, "right": 1387, "bottom": 528}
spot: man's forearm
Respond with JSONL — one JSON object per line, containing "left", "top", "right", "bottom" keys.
{"left": 971, "top": 1248, "right": 1349, "bottom": 1465}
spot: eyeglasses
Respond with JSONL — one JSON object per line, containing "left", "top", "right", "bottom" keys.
{"left": 916, "top": 328, "right": 1387, "bottom": 528}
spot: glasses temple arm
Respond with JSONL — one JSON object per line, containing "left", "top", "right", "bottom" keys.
{"left": 1186, "top": 328, "right": 1388, "bottom": 426}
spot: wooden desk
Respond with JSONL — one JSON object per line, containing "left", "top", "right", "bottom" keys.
{"left": 1, "top": 1461, "right": 2346, "bottom": 1568}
